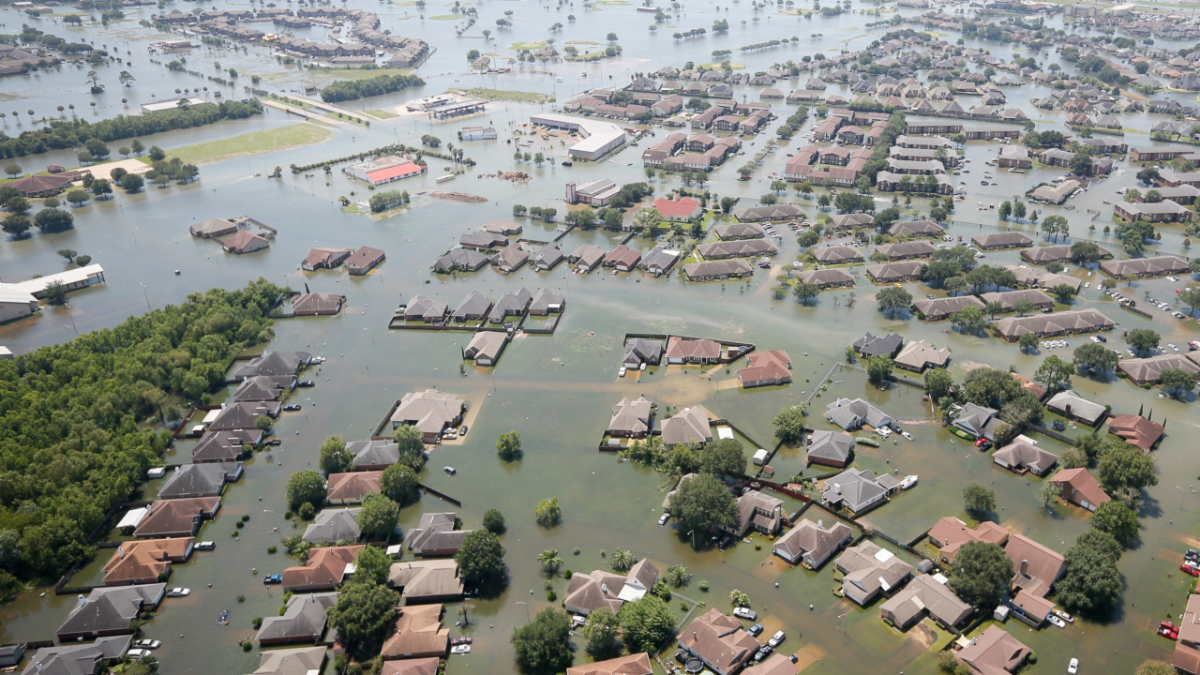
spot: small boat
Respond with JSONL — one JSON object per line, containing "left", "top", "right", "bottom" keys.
{"left": 217, "top": 610, "right": 229, "bottom": 624}
{"left": 900, "top": 475, "right": 918, "bottom": 490}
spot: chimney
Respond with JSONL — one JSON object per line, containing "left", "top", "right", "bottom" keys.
{"left": 118, "top": 546, "right": 124, "bottom": 558}
{"left": 1020, "top": 559, "right": 1028, "bottom": 576}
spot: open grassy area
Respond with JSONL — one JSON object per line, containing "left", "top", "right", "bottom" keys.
{"left": 155, "top": 123, "right": 335, "bottom": 165}
{"left": 461, "top": 87, "right": 551, "bottom": 104}
{"left": 564, "top": 40, "right": 602, "bottom": 45}
{"left": 262, "top": 67, "right": 414, "bottom": 85}
{"left": 699, "top": 62, "right": 746, "bottom": 70}
{"left": 324, "top": 112, "right": 368, "bottom": 125}
{"left": 509, "top": 41, "right": 550, "bottom": 51}
{"left": 365, "top": 109, "right": 399, "bottom": 119}
{"left": 428, "top": 14, "right": 460, "bottom": 20}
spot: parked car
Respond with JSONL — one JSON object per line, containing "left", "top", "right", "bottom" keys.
{"left": 1049, "top": 615, "right": 1066, "bottom": 629}
{"left": 451, "top": 637, "right": 473, "bottom": 646}
{"left": 443, "top": 466, "right": 457, "bottom": 475}
{"left": 265, "top": 439, "right": 282, "bottom": 446}
{"left": 166, "top": 588, "right": 190, "bottom": 597}
{"left": 768, "top": 631, "right": 786, "bottom": 647}
{"left": 1054, "top": 609, "right": 1074, "bottom": 624}
{"left": 132, "top": 640, "right": 161, "bottom": 650}
{"left": 734, "top": 607, "right": 758, "bottom": 620}
{"left": 195, "top": 541, "right": 215, "bottom": 551}
{"left": 282, "top": 404, "right": 301, "bottom": 412}
{"left": 263, "top": 574, "right": 283, "bottom": 585}
{"left": 451, "top": 645, "right": 472, "bottom": 655}
{"left": 658, "top": 513, "right": 671, "bottom": 526}
{"left": 460, "top": 425, "right": 469, "bottom": 436}
{"left": 1181, "top": 564, "right": 1198, "bottom": 577}
{"left": 1068, "top": 658, "right": 1079, "bottom": 674}
{"left": 748, "top": 623, "right": 764, "bottom": 637}
{"left": 754, "top": 646, "right": 772, "bottom": 662}
{"left": 297, "top": 380, "right": 315, "bottom": 388}
{"left": 126, "top": 649, "right": 152, "bottom": 660}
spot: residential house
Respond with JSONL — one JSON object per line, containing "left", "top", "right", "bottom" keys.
{"left": 806, "top": 430, "right": 855, "bottom": 468}
{"left": 292, "top": 293, "right": 344, "bottom": 316}
{"left": 192, "top": 429, "right": 259, "bottom": 464}
{"left": 433, "top": 248, "right": 490, "bottom": 273}
{"left": 880, "top": 574, "right": 973, "bottom": 631}
{"left": 677, "top": 609, "right": 760, "bottom": 675}
{"left": 326, "top": 471, "right": 383, "bottom": 503}
{"left": 459, "top": 231, "right": 508, "bottom": 250}
{"left": 798, "top": 268, "right": 855, "bottom": 289}
{"left": 1021, "top": 244, "right": 1111, "bottom": 265}
{"left": 529, "top": 288, "right": 565, "bottom": 315}
{"left": 190, "top": 217, "right": 239, "bottom": 239}
{"left": 494, "top": 243, "right": 529, "bottom": 274}
{"left": 726, "top": 491, "right": 783, "bottom": 537}
{"left": 875, "top": 241, "right": 938, "bottom": 261}
{"left": 609, "top": 396, "right": 654, "bottom": 438}
{"left": 158, "top": 463, "right": 242, "bottom": 499}
{"left": 666, "top": 336, "right": 721, "bottom": 364}
{"left": 812, "top": 246, "right": 864, "bottom": 265}
{"left": 565, "top": 560, "right": 659, "bottom": 616}
{"left": 997, "top": 146, "right": 1032, "bottom": 168}
{"left": 222, "top": 231, "right": 270, "bottom": 255}
{"left": 1113, "top": 200, "right": 1193, "bottom": 223}
{"left": 56, "top": 584, "right": 165, "bottom": 642}
{"left": 957, "top": 626, "right": 1031, "bottom": 675}
{"left": 301, "top": 247, "right": 353, "bottom": 271}
{"left": 570, "top": 244, "right": 608, "bottom": 272}
{"left": 971, "top": 232, "right": 1033, "bottom": 250}
{"left": 894, "top": 340, "right": 950, "bottom": 373}
{"left": 852, "top": 332, "right": 903, "bottom": 358}
{"left": 390, "top": 389, "right": 467, "bottom": 443}
{"left": 207, "top": 401, "right": 279, "bottom": 431}
{"left": 488, "top": 287, "right": 533, "bottom": 324}
{"left": 1005, "top": 534, "right": 1065, "bottom": 626}
{"left": 453, "top": 291, "right": 493, "bottom": 323}
{"left": 994, "top": 309, "right": 1115, "bottom": 341}
{"left": 737, "top": 350, "right": 791, "bottom": 388}
{"left": 18, "top": 636, "right": 130, "bottom": 675}
{"left": 623, "top": 338, "right": 664, "bottom": 368}
{"left": 865, "top": 261, "right": 925, "bottom": 283}
{"left": 1107, "top": 413, "right": 1165, "bottom": 449}
{"left": 641, "top": 244, "right": 682, "bottom": 276}
{"left": 403, "top": 295, "right": 450, "bottom": 324}
{"left": 387, "top": 559, "right": 464, "bottom": 603}
{"left": 1048, "top": 468, "right": 1109, "bottom": 512}
{"left": 256, "top": 593, "right": 337, "bottom": 645}
{"left": 822, "top": 468, "right": 900, "bottom": 514}
{"left": 349, "top": 440, "right": 402, "bottom": 471}
{"left": 825, "top": 398, "right": 892, "bottom": 431}
{"left": 282, "top": 545, "right": 364, "bottom": 592}
{"left": 927, "top": 517, "right": 1009, "bottom": 561}
{"left": 232, "top": 352, "right": 308, "bottom": 380}
{"left": 533, "top": 243, "right": 566, "bottom": 271}
{"left": 407, "top": 512, "right": 471, "bottom": 557}
{"left": 1099, "top": 255, "right": 1189, "bottom": 279}
{"left": 773, "top": 518, "right": 853, "bottom": 568}
{"left": 684, "top": 260, "right": 754, "bottom": 281}
{"left": 660, "top": 405, "right": 713, "bottom": 446}
{"left": 1045, "top": 391, "right": 1107, "bottom": 426}
{"left": 992, "top": 440, "right": 1058, "bottom": 476}
{"left": 302, "top": 508, "right": 362, "bottom": 544}
{"left": 380, "top": 604, "right": 449, "bottom": 660}
{"left": 912, "top": 296, "right": 987, "bottom": 321}
{"left": 248, "top": 647, "right": 327, "bottom": 675}
{"left": 714, "top": 223, "right": 766, "bottom": 240}
{"left": 604, "top": 245, "right": 642, "bottom": 272}
{"left": 464, "top": 331, "right": 507, "bottom": 366}
{"left": 836, "top": 540, "right": 913, "bottom": 606}
{"left": 567, "top": 654, "right": 653, "bottom": 675}
{"left": 134, "top": 497, "right": 220, "bottom": 538}
{"left": 102, "top": 539, "right": 193, "bottom": 586}
{"left": 887, "top": 220, "right": 946, "bottom": 237}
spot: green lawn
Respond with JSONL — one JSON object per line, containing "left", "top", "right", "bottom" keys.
{"left": 509, "top": 41, "right": 551, "bottom": 51}
{"left": 564, "top": 40, "right": 602, "bottom": 45}
{"left": 461, "top": 88, "right": 551, "bottom": 104}
{"left": 365, "top": 109, "right": 399, "bottom": 119}
{"left": 154, "top": 123, "right": 336, "bottom": 165}
{"left": 261, "top": 67, "right": 414, "bottom": 84}
{"left": 324, "top": 112, "right": 368, "bottom": 125}
{"left": 698, "top": 62, "right": 746, "bottom": 70}
{"left": 427, "top": 14, "right": 460, "bottom": 20}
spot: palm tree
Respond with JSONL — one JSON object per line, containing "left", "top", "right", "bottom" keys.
{"left": 609, "top": 548, "right": 637, "bottom": 572}
{"left": 665, "top": 565, "right": 689, "bottom": 588}
{"left": 537, "top": 549, "right": 564, "bottom": 571}
{"left": 57, "top": 106, "right": 64, "bottom": 117}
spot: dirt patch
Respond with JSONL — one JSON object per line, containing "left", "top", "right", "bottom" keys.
{"left": 791, "top": 643, "right": 827, "bottom": 672}
{"left": 492, "top": 171, "right": 531, "bottom": 183}
{"left": 429, "top": 191, "right": 487, "bottom": 203}
{"left": 909, "top": 621, "right": 938, "bottom": 650}
{"left": 86, "top": 158, "right": 152, "bottom": 181}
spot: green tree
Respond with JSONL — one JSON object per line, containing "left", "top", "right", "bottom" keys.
{"left": 535, "top": 497, "right": 562, "bottom": 527}
{"left": 1018, "top": 333, "right": 1039, "bottom": 353}
{"left": 1, "top": 214, "right": 32, "bottom": 238}
{"left": 947, "top": 541, "right": 1013, "bottom": 608}
{"left": 392, "top": 425, "right": 427, "bottom": 471}
{"left": 609, "top": 547, "right": 637, "bottom": 572}
{"left": 354, "top": 545, "right": 392, "bottom": 586}
{"left": 773, "top": 407, "right": 807, "bottom": 445}
{"left": 797, "top": 230, "right": 820, "bottom": 247}
{"left": 924, "top": 367, "right": 954, "bottom": 404}
{"left": 1160, "top": 368, "right": 1197, "bottom": 399}
{"left": 963, "top": 483, "right": 996, "bottom": 515}
{"left": 65, "top": 189, "right": 90, "bottom": 207}
{"left": 497, "top": 430, "right": 522, "bottom": 461}
{"left": 286, "top": 470, "right": 326, "bottom": 511}
{"left": 729, "top": 589, "right": 750, "bottom": 607}
{"left": 950, "top": 305, "right": 988, "bottom": 334}
{"left": 1090, "top": 500, "right": 1138, "bottom": 545}
{"left": 699, "top": 438, "right": 746, "bottom": 477}
{"left": 793, "top": 282, "right": 820, "bottom": 305}
{"left": 537, "top": 548, "right": 564, "bottom": 571}
{"left": 358, "top": 492, "right": 400, "bottom": 540}
{"left": 56, "top": 248, "right": 77, "bottom": 262}
{"left": 618, "top": 595, "right": 675, "bottom": 654}
{"left": 482, "top": 508, "right": 506, "bottom": 534}
{"left": 1098, "top": 441, "right": 1158, "bottom": 494}
{"left": 582, "top": 607, "right": 621, "bottom": 656}
{"left": 455, "top": 530, "right": 506, "bottom": 581}
{"left": 1033, "top": 355, "right": 1073, "bottom": 392}
{"left": 380, "top": 464, "right": 419, "bottom": 504}
{"left": 665, "top": 564, "right": 689, "bottom": 588}
{"left": 1037, "top": 480, "right": 1061, "bottom": 508}
{"left": 1126, "top": 328, "right": 1160, "bottom": 354}
{"left": 319, "top": 435, "right": 353, "bottom": 475}
{"left": 511, "top": 608, "right": 574, "bottom": 673}
{"left": 121, "top": 173, "right": 144, "bottom": 193}
{"left": 668, "top": 473, "right": 738, "bottom": 539}
{"left": 876, "top": 286, "right": 912, "bottom": 316}
{"left": 865, "top": 355, "right": 894, "bottom": 383}
{"left": 1073, "top": 343, "right": 1117, "bottom": 375}
{"left": 34, "top": 208, "right": 74, "bottom": 233}
{"left": 1055, "top": 531, "right": 1122, "bottom": 614}
{"left": 998, "top": 201, "right": 1012, "bottom": 220}
{"left": 327, "top": 579, "right": 399, "bottom": 661}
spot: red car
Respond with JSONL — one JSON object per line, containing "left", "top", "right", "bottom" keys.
{"left": 1160, "top": 622, "right": 1179, "bottom": 640}
{"left": 974, "top": 437, "right": 989, "bottom": 447}
{"left": 1181, "top": 564, "right": 1199, "bottom": 577}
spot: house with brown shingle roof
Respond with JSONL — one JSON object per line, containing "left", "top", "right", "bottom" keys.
{"left": 1107, "top": 413, "right": 1164, "bottom": 449}
{"left": 726, "top": 491, "right": 783, "bottom": 537}
{"left": 326, "top": 471, "right": 383, "bottom": 503}
{"left": 222, "top": 231, "right": 270, "bottom": 254}
{"left": 666, "top": 336, "right": 721, "bottom": 364}
{"left": 772, "top": 518, "right": 853, "bottom": 568}
{"left": 927, "top": 517, "right": 1009, "bottom": 561}
{"left": 609, "top": 396, "right": 654, "bottom": 438}
{"left": 957, "top": 626, "right": 1031, "bottom": 675}
{"left": 567, "top": 653, "right": 653, "bottom": 675}
{"left": 880, "top": 574, "right": 972, "bottom": 631}
{"left": 102, "top": 539, "right": 194, "bottom": 586}
{"left": 387, "top": 559, "right": 464, "bottom": 603}
{"left": 677, "top": 608, "right": 760, "bottom": 675}
{"left": 660, "top": 405, "right": 713, "bottom": 446}
{"left": 390, "top": 389, "right": 467, "bottom": 443}
{"left": 301, "top": 247, "right": 352, "bottom": 271}
{"left": 283, "top": 545, "right": 365, "bottom": 591}
{"left": 604, "top": 245, "right": 642, "bottom": 272}
{"left": 992, "top": 441, "right": 1058, "bottom": 476}
{"left": 346, "top": 246, "right": 386, "bottom": 275}
{"left": 835, "top": 540, "right": 913, "bottom": 606}
{"left": 380, "top": 604, "right": 449, "bottom": 660}
{"left": 134, "top": 498, "right": 221, "bottom": 538}
{"left": 737, "top": 350, "right": 791, "bottom": 388}
{"left": 1048, "top": 468, "right": 1109, "bottom": 512}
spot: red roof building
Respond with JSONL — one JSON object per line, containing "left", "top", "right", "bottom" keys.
{"left": 366, "top": 161, "right": 425, "bottom": 185}
{"left": 1107, "top": 413, "right": 1165, "bottom": 450}
{"left": 738, "top": 350, "right": 791, "bottom": 388}
{"left": 1048, "top": 468, "right": 1109, "bottom": 512}
{"left": 653, "top": 194, "right": 703, "bottom": 222}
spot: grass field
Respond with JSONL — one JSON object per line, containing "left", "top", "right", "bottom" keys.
{"left": 156, "top": 124, "right": 335, "bottom": 165}
{"left": 365, "top": 109, "right": 399, "bottom": 119}
{"left": 564, "top": 40, "right": 602, "bottom": 45}
{"left": 509, "top": 41, "right": 551, "bottom": 51}
{"left": 428, "top": 14, "right": 461, "bottom": 20}
{"left": 698, "top": 62, "right": 745, "bottom": 70}
{"left": 461, "top": 87, "right": 551, "bottom": 104}
{"left": 260, "top": 67, "right": 414, "bottom": 84}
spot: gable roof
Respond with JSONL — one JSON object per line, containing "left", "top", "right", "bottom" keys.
{"left": 1107, "top": 413, "right": 1165, "bottom": 450}
{"left": 1005, "top": 534, "right": 1065, "bottom": 598}
{"left": 774, "top": 518, "right": 853, "bottom": 565}
{"left": 806, "top": 430, "right": 855, "bottom": 466}
{"left": 302, "top": 508, "right": 362, "bottom": 543}
{"left": 249, "top": 646, "right": 327, "bottom": 675}
{"left": 158, "top": 462, "right": 241, "bottom": 499}
{"left": 928, "top": 517, "right": 1009, "bottom": 559}
{"left": 661, "top": 406, "right": 713, "bottom": 446}
{"left": 835, "top": 540, "right": 914, "bottom": 596}
{"left": 1048, "top": 468, "right": 1109, "bottom": 508}
{"left": 255, "top": 592, "right": 337, "bottom": 643}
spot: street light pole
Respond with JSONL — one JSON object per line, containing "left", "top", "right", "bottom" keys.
{"left": 516, "top": 601, "right": 530, "bottom": 623}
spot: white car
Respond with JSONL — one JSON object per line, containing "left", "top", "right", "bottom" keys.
{"left": 451, "top": 645, "right": 472, "bottom": 655}
{"left": 1054, "top": 609, "right": 1075, "bottom": 624}
{"left": 876, "top": 427, "right": 892, "bottom": 439}
{"left": 132, "top": 639, "right": 161, "bottom": 650}
{"left": 1169, "top": 344, "right": 1180, "bottom": 352}
{"left": 619, "top": 366, "right": 627, "bottom": 377}
{"left": 1049, "top": 615, "right": 1067, "bottom": 628}
{"left": 900, "top": 431, "right": 915, "bottom": 441}
{"left": 195, "top": 541, "right": 215, "bottom": 551}
{"left": 167, "top": 588, "right": 190, "bottom": 597}
{"left": 127, "top": 649, "right": 153, "bottom": 660}
{"left": 1068, "top": 658, "right": 1079, "bottom": 674}
{"left": 734, "top": 607, "right": 758, "bottom": 620}
{"left": 768, "top": 631, "right": 786, "bottom": 647}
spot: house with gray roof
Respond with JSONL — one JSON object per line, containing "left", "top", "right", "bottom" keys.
{"left": 875, "top": 241, "right": 937, "bottom": 261}
{"left": 255, "top": 592, "right": 337, "bottom": 646}
{"left": 825, "top": 398, "right": 892, "bottom": 431}
{"left": 570, "top": 244, "right": 608, "bottom": 272}
{"left": 822, "top": 468, "right": 898, "bottom": 514}
{"left": 56, "top": 584, "right": 165, "bottom": 642}
{"left": 865, "top": 261, "right": 925, "bottom": 283}
{"left": 19, "top": 636, "right": 131, "bottom": 675}
{"left": 661, "top": 406, "right": 713, "bottom": 446}
{"left": 726, "top": 491, "right": 784, "bottom": 537}
{"left": 835, "top": 541, "right": 913, "bottom": 606}
{"left": 880, "top": 574, "right": 972, "bottom": 630}
{"left": 812, "top": 246, "right": 865, "bottom": 265}
{"left": 232, "top": 351, "right": 310, "bottom": 379}
{"left": 158, "top": 462, "right": 242, "bottom": 499}
{"left": 404, "top": 295, "right": 451, "bottom": 324}
{"left": 494, "top": 243, "right": 530, "bottom": 273}
{"left": 433, "top": 248, "right": 490, "bottom": 273}
{"left": 529, "top": 288, "right": 565, "bottom": 315}
{"left": 852, "top": 332, "right": 903, "bottom": 358}
{"left": 459, "top": 230, "right": 508, "bottom": 250}
{"left": 488, "top": 287, "right": 532, "bottom": 324}
{"left": 390, "top": 390, "right": 466, "bottom": 443}
{"left": 971, "top": 232, "right": 1034, "bottom": 250}
{"left": 1046, "top": 391, "right": 1108, "bottom": 426}
{"left": 302, "top": 508, "right": 362, "bottom": 543}
{"left": 452, "top": 291, "right": 493, "bottom": 322}
{"left": 798, "top": 268, "right": 856, "bottom": 289}
{"left": 623, "top": 338, "right": 663, "bottom": 368}
{"left": 609, "top": 396, "right": 654, "bottom": 438}
{"left": 641, "top": 244, "right": 682, "bottom": 276}
{"left": 993, "top": 441, "right": 1058, "bottom": 476}
{"left": 952, "top": 403, "right": 1003, "bottom": 441}
{"left": 533, "top": 243, "right": 566, "bottom": 271}
{"left": 912, "top": 295, "right": 986, "bottom": 321}
{"left": 714, "top": 222, "right": 766, "bottom": 240}
{"left": 349, "top": 440, "right": 401, "bottom": 471}
{"left": 894, "top": 340, "right": 950, "bottom": 373}
{"left": 806, "top": 430, "right": 855, "bottom": 468}
{"left": 464, "top": 331, "right": 507, "bottom": 366}
{"left": 773, "top": 518, "right": 853, "bottom": 568}
{"left": 407, "top": 512, "right": 472, "bottom": 556}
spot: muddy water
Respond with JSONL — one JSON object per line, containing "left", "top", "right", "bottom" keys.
{"left": 3, "top": 1, "right": 1200, "bottom": 674}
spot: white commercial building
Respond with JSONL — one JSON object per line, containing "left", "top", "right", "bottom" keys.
{"left": 529, "top": 113, "right": 627, "bottom": 161}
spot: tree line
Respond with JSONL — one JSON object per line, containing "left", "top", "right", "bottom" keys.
{"left": 0, "top": 280, "right": 285, "bottom": 596}
{"left": 319, "top": 73, "right": 426, "bottom": 103}
{"left": 0, "top": 100, "right": 263, "bottom": 159}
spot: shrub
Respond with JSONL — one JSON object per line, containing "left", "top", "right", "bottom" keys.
{"left": 242, "top": 641, "right": 253, "bottom": 652}
{"left": 547, "top": 590, "right": 557, "bottom": 601}
{"left": 267, "top": 546, "right": 277, "bottom": 554}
